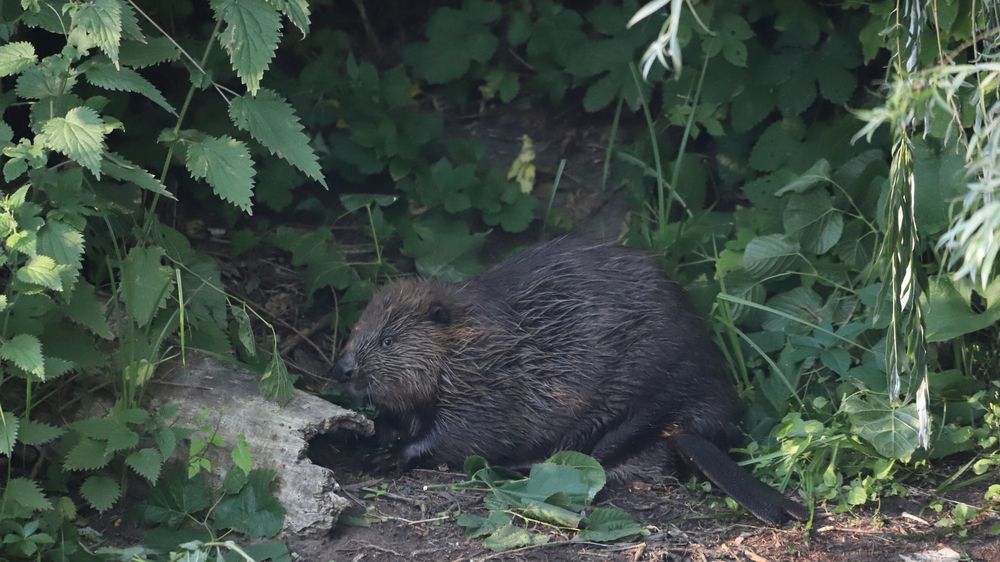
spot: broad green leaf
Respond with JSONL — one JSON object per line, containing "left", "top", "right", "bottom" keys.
{"left": 482, "top": 524, "right": 548, "bottom": 552}
{"left": 519, "top": 499, "right": 583, "bottom": 528}
{"left": 782, "top": 190, "right": 843, "bottom": 254}
{"left": 37, "top": 219, "right": 84, "bottom": 292}
{"left": 14, "top": 55, "right": 77, "bottom": 99}
{"left": 185, "top": 136, "right": 256, "bottom": 213}
{"left": 18, "top": 419, "right": 64, "bottom": 446}
{"left": 761, "top": 287, "right": 823, "bottom": 334}
{"left": 231, "top": 436, "right": 252, "bottom": 474}
{"left": 72, "top": 416, "right": 139, "bottom": 453}
{"left": 702, "top": 13, "right": 753, "bottom": 67}
{"left": 65, "top": 280, "right": 113, "bottom": 339}
{"left": 544, "top": 451, "right": 606, "bottom": 502}
{"left": 579, "top": 507, "right": 649, "bottom": 542}
{"left": 144, "top": 469, "right": 211, "bottom": 527}
{"left": 119, "top": 37, "right": 179, "bottom": 68}
{"left": 81, "top": 475, "right": 121, "bottom": 512}
{"left": 126, "top": 448, "right": 164, "bottom": 484}
{"left": 0, "top": 413, "right": 18, "bottom": 456}
{"left": 842, "top": 394, "right": 920, "bottom": 460}
{"left": 267, "top": 0, "right": 310, "bottom": 36}
{"left": 925, "top": 276, "right": 1000, "bottom": 342}
{"left": 39, "top": 106, "right": 108, "bottom": 177}
{"left": 260, "top": 353, "right": 293, "bottom": 405}
{"left": 70, "top": 0, "right": 123, "bottom": 67}
{"left": 0, "top": 41, "right": 36, "bottom": 76}
{"left": 2, "top": 478, "right": 51, "bottom": 511}
{"left": 231, "top": 305, "right": 256, "bottom": 358}
{"left": 229, "top": 89, "right": 324, "bottom": 186}
{"left": 742, "top": 235, "right": 800, "bottom": 278}
{"left": 211, "top": 0, "right": 281, "bottom": 95}
{"left": 121, "top": 245, "right": 173, "bottom": 327}
{"left": 102, "top": 152, "right": 174, "bottom": 198}
{"left": 457, "top": 511, "right": 509, "bottom": 539}
{"left": 85, "top": 61, "right": 176, "bottom": 114}
{"left": 775, "top": 159, "right": 832, "bottom": 195}
{"left": 211, "top": 469, "right": 285, "bottom": 539}
{"left": 0, "top": 334, "right": 44, "bottom": 377}
{"left": 401, "top": 214, "right": 487, "bottom": 281}
{"left": 63, "top": 437, "right": 114, "bottom": 471}
{"left": 17, "top": 255, "right": 67, "bottom": 291}
{"left": 749, "top": 120, "right": 805, "bottom": 172}
{"left": 403, "top": 4, "right": 500, "bottom": 85}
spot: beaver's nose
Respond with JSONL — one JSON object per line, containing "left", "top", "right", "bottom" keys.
{"left": 331, "top": 352, "right": 356, "bottom": 381}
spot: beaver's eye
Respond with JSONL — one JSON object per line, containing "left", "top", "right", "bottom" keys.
{"left": 381, "top": 337, "right": 393, "bottom": 348}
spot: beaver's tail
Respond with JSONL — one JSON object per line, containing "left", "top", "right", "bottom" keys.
{"left": 671, "top": 433, "right": 810, "bottom": 526}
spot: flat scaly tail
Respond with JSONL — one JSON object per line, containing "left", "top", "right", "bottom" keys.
{"left": 671, "top": 433, "right": 810, "bottom": 526}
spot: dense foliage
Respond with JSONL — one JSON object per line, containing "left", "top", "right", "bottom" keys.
{"left": 0, "top": 0, "right": 997, "bottom": 558}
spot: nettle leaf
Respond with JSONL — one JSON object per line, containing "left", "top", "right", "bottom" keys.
{"left": 211, "top": 469, "right": 285, "bottom": 539}
{"left": 85, "top": 61, "right": 176, "bottom": 114}
{"left": 0, "top": 413, "right": 19, "bottom": 456}
{"left": 17, "top": 255, "right": 67, "bottom": 291}
{"left": 126, "top": 448, "right": 164, "bottom": 484}
{"left": 3, "top": 478, "right": 51, "bottom": 511}
{"left": 702, "top": 13, "right": 753, "bottom": 67}
{"left": 15, "top": 54, "right": 78, "bottom": 99}
{"left": 102, "top": 152, "right": 174, "bottom": 198}
{"left": 37, "top": 219, "right": 85, "bottom": 292}
{"left": 121, "top": 245, "right": 174, "bottom": 328}
{"left": 228, "top": 89, "right": 325, "bottom": 186}
{"left": 579, "top": 507, "right": 649, "bottom": 542}
{"left": 403, "top": 1, "right": 501, "bottom": 84}
{"left": 782, "top": 189, "right": 844, "bottom": 255}
{"left": 1, "top": 334, "right": 44, "bottom": 377}
{"left": 39, "top": 106, "right": 109, "bottom": 177}
{"left": 231, "top": 305, "right": 255, "bottom": 358}
{"left": 267, "top": 0, "right": 310, "bottom": 36}
{"left": 81, "top": 475, "right": 121, "bottom": 512}
{"left": 212, "top": 0, "right": 281, "bottom": 95}
{"left": 18, "top": 419, "right": 64, "bottom": 446}
{"left": 842, "top": 394, "right": 920, "bottom": 461}
{"left": 64, "top": 437, "right": 114, "bottom": 471}
{"left": 185, "top": 136, "right": 256, "bottom": 213}
{"left": 66, "top": 280, "right": 113, "bottom": 339}
{"left": 119, "top": 37, "right": 180, "bottom": 68}
{"left": 0, "top": 41, "right": 37, "bottom": 77}
{"left": 70, "top": 0, "right": 124, "bottom": 67}
{"left": 742, "top": 235, "right": 801, "bottom": 278}
{"left": 260, "top": 353, "right": 293, "bottom": 405}
{"left": 401, "top": 214, "right": 487, "bottom": 282}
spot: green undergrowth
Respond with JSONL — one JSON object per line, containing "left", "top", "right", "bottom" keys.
{"left": 0, "top": 0, "right": 998, "bottom": 559}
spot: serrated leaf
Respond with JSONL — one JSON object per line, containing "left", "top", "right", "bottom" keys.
{"left": 185, "top": 136, "right": 256, "bottom": 213}
{"left": 81, "top": 475, "right": 121, "bottom": 512}
{"left": 144, "top": 468, "right": 211, "bottom": 527}
{"left": 3, "top": 478, "right": 51, "bottom": 511}
{"left": 16, "top": 255, "right": 67, "bottom": 291}
{"left": 72, "top": 416, "right": 139, "bottom": 453}
{"left": 102, "top": 152, "right": 174, "bottom": 198}
{"left": 267, "top": 0, "right": 310, "bottom": 36}
{"left": 0, "top": 41, "right": 37, "bottom": 77}
{"left": 579, "top": 507, "right": 649, "bottom": 542}
{"left": 39, "top": 106, "right": 108, "bottom": 177}
{"left": 0, "top": 413, "right": 19, "bottom": 456}
{"left": 121, "top": 245, "right": 173, "bottom": 327}
{"left": 64, "top": 437, "right": 114, "bottom": 471}
{"left": 37, "top": 219, "right": 84, "bottom": 292}
{"left": 1, "top": 334, "right": 44, "bottom": 377}
{"left": 18, "top": 419, "right": 64, "bottom": 446}
{"left": 119, "top": 37, "right": 180, "bottom": 68}
{"left": 70, "top": 0, "right": 123, "bottom": 67}
{"left": 85, "top": 61, "right": 176, "bottom": 114}
{"left": 259, "top": 353, "right": 293, "bottom": 405}
{"left": 126, "top": 448, "right": 164, "bottom": 484}
{"left": 212, "top": 0, "right": 281, "bottom": 95}
{"left": 211, "top": 469, "right": 285, "bottom": 539}
{"left": 66, "top": 280, "right": 113, "bottom": 339}
{"left": 742, "top": 235, "right": 801, "bottom": 278}
{"left": 231, "top": 305, "right": 255, "bottom": 357}
{"left": 154, "top": 427, "right": 178, "bottom": 458}
{"left": 15, "top": 55, "right": 77, "bottom": 99}
{"left": 228, "top": 89, "right": 325, "bottom": 186}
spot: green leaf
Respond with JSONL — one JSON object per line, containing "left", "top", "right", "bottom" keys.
{"left": 260, "top": 353, "right": 293, "bottom": 405}
{"left": 742, "top": 235, "right": 800, "bottom": 278}
{"left": 749, "top": 120, "right": 805, "bottom": 172}
{"left": 0, "top": 41, "right": 37, "bottom": 77}
{"left": 702, "top": 13, "right": 753, "bottom": 67}
{"left": 118, "top": 37, "right": 180, "bottom": 68}
{"left": 0, "top": 413, "right": 18, "bottom": 456}
{"left": 2, "top": 478, "right": 51, "bottom": 512}
{"left": 231, "top": 435, "right": 252, "bottom": 474}
{"left": 403, "top": 2, "right": 500, "bottom": 84}
{"left": 65, "top": 280, "right": 113, "bottom": 339}
{"left": 212, "top": 0, "right": 281, "bottom": 95}
{"left": 84, "top": 61, "right": 176, "bottom": 114}
{"left": 842, "top": 394, "right": 920, "bottom": 460}
{"left": 102, "top": 152, "right": 174, "bottom": 198}
{"left": 579, "top": 507, "right": 649, "bottom": 542}
{"left": 401, "top": 214, "right": 487, "bottom": 282}
{"left": 81, "top": 475, "right": 121, "bottom": 512}
{"left": 482, "top": 524, "right": 548, "bottom": 552}
{"left": 782, "top": 190, "right": 843, "bottom": 254}
{"left": 185, "top": 136, "right": 256, "bottom": 213}
{"left": 39, "top": 106, "right": 108, "bottom": 177}
{"left": 16, "top": 255, "right": 67, "bottom": 291}
{"left": 228, "top": 89, "right": 325, "bottom": 186}
{"left": 544, "top": 451, "right": 606, "bottom": 502}
{"left": 144, "top": 468, "right": 211, "bottom": 527}
{"left": 126, "top": 448, "right": 164, "bottom": 484}
{"left": 211, "top": 469, "right": 285, "bottom": 539}
{"left": 72, "top": 416, "right": 139, "bottom": 453}
{"left": 925, "top": 276, "right": 1000, "bottom": 342}
{"left": 231, "top": 305, "right": 256, "bottom": 358}
{"left": 154, "top": 427, "right": 178, "bottom": 459}
{"left": 775, "top": 159, "right": 832, "bottom": 195}
{"left": 63, "top": 437, "right": 114, "bottom": 471}
{"left": 121, "top": 245, "right": 173, "bottom": 327}
{"left": 37, "top": 219, "right": 85, "bottom": 292}
{"left": 1, "top": 334, "right": 44, "bottom": 377}
{"left": 457, "top": 511, "right": 509, "bottom": 539}
{"left": 268, "top": 0, "right": 310, "bottom": 36}
{"left": 18, "top": 419, "right": 64, "bottom": 446}
{"left": 70, "top": 0, "right": 123, "bottom": 67}
{"left": 15, "top": 55, "right": 78, "bottom": 99}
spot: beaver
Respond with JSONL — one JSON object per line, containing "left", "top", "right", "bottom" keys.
{"left": 331, "top": 236, "right": 807, "bottom": 525}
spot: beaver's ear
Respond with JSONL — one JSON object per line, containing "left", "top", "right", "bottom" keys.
{"left": 428, "top": 301, "right": 451, "bottom": 325}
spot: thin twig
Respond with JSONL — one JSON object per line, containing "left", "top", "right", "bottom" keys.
{"left": 278, "top": 310, "right": 335, "bottom": 359}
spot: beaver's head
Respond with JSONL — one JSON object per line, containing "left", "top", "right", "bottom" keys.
{"left": 331, "top": 279, "right": 461, "bottom": 414}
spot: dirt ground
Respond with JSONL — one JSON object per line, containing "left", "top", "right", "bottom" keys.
{"left": 285, "top": 458, "right": 999, "bottom": 562}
